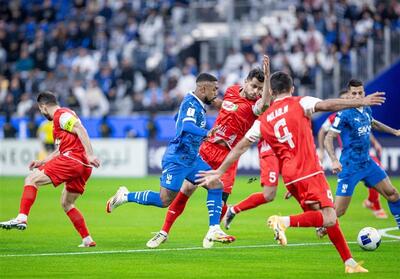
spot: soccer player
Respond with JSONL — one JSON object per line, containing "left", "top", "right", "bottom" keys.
{"left": 0, "top": 91, "right": 100, "bottom": 247}
{"left": 318, "top": 89, "right": 388, "bottom": 219}
{"left": 223, "top": 138, "right": 280, "bottom": 230}
{"left": 197, "top": 72, "right": 386, "bottom": 273}
{"left": 145, "top": 56, "right": 272, "bottom": 248}
{"left": 106, "top": 73, "right": 236, "bottom": 248}
{"left": 325, "top": 79, "right": 400, "bottom": 228}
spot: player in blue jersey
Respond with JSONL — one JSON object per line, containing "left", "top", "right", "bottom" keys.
{"left": 325, "top": 79, "right": 400, "bottom": 229}
{"left": 106, "top": 73, "right": 236, "bottom": 246}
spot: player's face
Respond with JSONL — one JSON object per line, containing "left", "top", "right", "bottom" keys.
{"left": 348, "top": 86, "right": 365, "bottom": 99}
{"left": 38, "top": 104, "right": 53, "bottom": 121}
{"left": 203, "top": 81, "right": 218, "bottom": 105}
{"left": 243, "top": 78, "right": 263, "bottom": 100}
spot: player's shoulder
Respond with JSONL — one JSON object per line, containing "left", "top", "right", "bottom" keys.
{"left": 224, "top": 85, "right": 241, "bottom": 98}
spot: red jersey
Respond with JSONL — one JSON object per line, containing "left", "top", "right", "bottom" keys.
{"left": 321, "top": 112, "right": 342, "bottom": 147}
{"left": 246, "top": 96, "right": 323, "bottom": 185}
{"left": 208, "top": 85, "right": 259, "bottom": 149}
{"left": 257, "top": 138, "right": 274, "bottom": 158}
{"left": 53, "top": 107, "right": 86, "bottom": 158}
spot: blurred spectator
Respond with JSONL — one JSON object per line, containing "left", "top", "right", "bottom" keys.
{"left": 99, "top": 116, "right": 112, "bottom": 137}
{"left": 16, "top": 93, "right": 33, "bottom": 117}
{"left": 86, "top": 80, "right": 110, "bottom": 117}
{"left": 3, "top": 115, "right": 17, "bottom": 138}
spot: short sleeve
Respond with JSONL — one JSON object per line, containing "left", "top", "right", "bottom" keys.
{"left": 59, "top": 112, "right": 79, "bottom": 132}
{"left": 321, "top": 118, "right": 332, "bottom": 132}
{"left": 299, "top": 96, "right": 322, "bottom": 117}
{"left": 330, "top": 112, "right": 346, "bottom": 134}
{"left": 245, "top": 120, "right": 261, "bottom": 142}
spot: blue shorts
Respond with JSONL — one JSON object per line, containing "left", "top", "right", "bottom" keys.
{"left": 336, "top": 159, "right": 387, "bottom": 197}
{"left": 160, "top": 156, "right": 212, "bottom": 192}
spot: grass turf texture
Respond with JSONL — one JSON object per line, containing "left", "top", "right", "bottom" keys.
{"left": 0, "top": 176, "right": 399, "bottom": 278}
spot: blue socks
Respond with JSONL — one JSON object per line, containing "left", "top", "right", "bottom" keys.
{"left": 127, "top": 191, "right": 163, "bottom": 207}
{"left": 206, "top": 188, "right": 223, "bottom": 226}
{"left": 388, "top": 199, "right": 400, "bottom": 229}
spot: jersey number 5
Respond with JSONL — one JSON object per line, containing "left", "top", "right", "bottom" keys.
{"left": 274, "top": 118, "right": 295, "bottom": 148}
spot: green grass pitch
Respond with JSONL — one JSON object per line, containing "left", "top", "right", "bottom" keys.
{"left": 0, "top": 176, "right": 399, "bottom": 278}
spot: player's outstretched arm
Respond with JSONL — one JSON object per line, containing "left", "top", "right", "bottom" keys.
{"left": 254, "top": 55, "right": 272, "bottom": 115}
{"left": 314, "top": 92, "right": 386, "bottom": 112}
{"left": 71, "top": 122, "right": 100, "bottom": 168}
{"left": 372, "top": 119, "right": 400, "bottom": 136}
{"left": 324, "top": 130, "right": 342, "bottom": 174}
{"left": 196, "top": 137, "right": 253, "bottom": 186}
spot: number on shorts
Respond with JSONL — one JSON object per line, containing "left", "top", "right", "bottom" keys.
{"left": 327, "top": 190, "right": 333, "bottom": 202}
{"left": 273, "top": 118, "right": 295, "bottom": 148}
{"left": 269, "top": 172, "right": 277, "bottom": 183}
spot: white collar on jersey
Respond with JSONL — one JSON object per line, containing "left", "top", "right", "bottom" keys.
{"left": 189, "top": 91, "right": 206, "bottom": 109}
{"left": 356, "top": 107, "right": 364, "bottom": 113}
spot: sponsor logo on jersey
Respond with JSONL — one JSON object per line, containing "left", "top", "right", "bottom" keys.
{"left": 222, "top": 100, "right": 238, "bottom": 111}
{"left": 357, "top": 125, "right": 371, "bottom": 136}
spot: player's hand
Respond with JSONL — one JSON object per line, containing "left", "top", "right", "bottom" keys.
{"left": 263, "top": 55, "right": 270, "bottom": 77}
{"left": 195, "top": 169, "right": 222, "bottom": 186}
{"left": 284, "top": 191, "right": 292, "bottom": 200}
{"left": 29, "top": 160, "right": 44, "bottom": 170}
{"left": 88, "top": 155, "right": 101, "bottom": 168}
{"left": 331, "top": 159, "right": 342, "bottom": 174}
{"left": 206, "top": 125, "right": 221, "bottom": 139}
{"left": 362, "top": 92, "right": 385, "bottom": 106}
{"left": 394, "top": 129, "right": 400, "bottom": 137}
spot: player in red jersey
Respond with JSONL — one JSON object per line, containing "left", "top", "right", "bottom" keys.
{"left": 317, "top": 89, "right": 388, "bottom": 219}
{"left": 146, "top": 56, "right": 272, "bottom": 248}
{"left": 0, "top": 91, "right": 100, "bottom": 247}
{"left": 223, "top": 138, "right": 280, "bottom": 230}
{"left": 197, "top": 72, "right": 386, "bottom": 273}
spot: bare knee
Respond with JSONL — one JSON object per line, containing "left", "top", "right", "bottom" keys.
{"left": 386, "top": 188, "right": 400, "bottom": 203}
{"left": 263, "top": 186, "right": 277, "bottom": 202}
{"left": 322, "top": 207, "right": 337, "bottom": 227}
{"left": 24, "top": 174, "right": 39, "bottom": 187}
{"left": 61, "top": 200, "right": 74, "bottom": 212}
{"left": 207, "top": 180, "right": 223, "bottom": 190}
{"left": 181, "top": 182, "right": 196, "bottom": 197}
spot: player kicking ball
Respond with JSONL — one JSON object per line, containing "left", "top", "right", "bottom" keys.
{"left": 197, "top": 72, "right": 386, "bottom": 273}
{"left": 0, "top": 91, "right": 100, "bottom": 248}
{"left": 324, "top": 79, "right": 400, "bottom": 229}
{"left": 106, "top": 73, "right": 235, "bottom": 248}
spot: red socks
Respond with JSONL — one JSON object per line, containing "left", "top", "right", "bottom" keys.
{"left": 19, "top": 185, "right": 38, "bottom": 216}
{"left": 289, "top": 211, "right": 324, "bottom": 227}
{"left": 66, "top": 208, "right": 90, "bottom": 238}
{"left": 327, "top": 221, "right": 352, "bottom": 262}
{"left": 233, "top": 192, "right": 268, "bottom": 213}
{"left": 220, "top": 203, "right": 228, "bottom": 222}
{"left": 162, "top": 191, "right": 189, "bottom": 234}
{"left": 368, "top": 188, "right": 382, "bottom": 210}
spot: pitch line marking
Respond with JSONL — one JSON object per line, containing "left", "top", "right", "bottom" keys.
{"left": 378, "top": 227, "right": 400, "bottom": 240}
{"left": 0, "top": 239, "right": 399, "bottom": 258}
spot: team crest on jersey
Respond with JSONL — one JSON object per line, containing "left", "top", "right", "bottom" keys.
{"left": 222, "top": 100, "right": 238, "bottom": 111}
{"left": 166, "top": 174, "right": 173, "bottom": 184}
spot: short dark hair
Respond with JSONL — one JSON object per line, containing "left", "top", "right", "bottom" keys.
{"left": 270, "top": 71, "right": 293, "bottom": 95}
{"left": 37, "top": 91, "right": 58, "bottom": 105}
{"left": 347, "top": 79, "right": 363, "bottom": 89}
{"left": 339, "top": 89, "right": 348, "bottom": 96}
{"left": 246, "top": 68, "right": 264, "bottom": 83}
{"left": 196, "top": 73, "right": 218, "bottom": 83}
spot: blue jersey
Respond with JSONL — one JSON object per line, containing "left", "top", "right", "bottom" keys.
{"left": 330, "top": 106, "right": 373, "bottom": 172}
{"left": 163, "top": 92, "right": 207, "bottom": 166}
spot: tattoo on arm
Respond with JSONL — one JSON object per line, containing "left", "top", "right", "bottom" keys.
{"left": 324, "top": 130, "right": 339, "bottom": 163}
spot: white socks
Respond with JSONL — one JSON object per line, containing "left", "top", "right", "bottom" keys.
{"left": 282, "top": 216, "right": 290, "bottom": 227}
{"left": 16, "top": 214, "right": 28, "bottom": 222}
{"left": 345, "top": 258, "right": 357, "bottom": 267}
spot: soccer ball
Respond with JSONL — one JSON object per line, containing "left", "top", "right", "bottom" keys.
{"left": 357, "top": 227, "right": 381, "bottom": 251}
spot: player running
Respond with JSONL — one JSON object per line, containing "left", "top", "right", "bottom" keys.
{"left": 325, "top": 79, "right": 400, "bottom": 228}
{"left": 145, "top": 56, "right": 272, "bottom": 248}
{"left": 318, "top": 89, "right": 388, "bottom": 219}
{"left": 106, "top": 73, "right": 236, "bottom": 248}
{"left": 197, "top": 72, "right": 386, "bottom": 273}
{"left": 0, "top": 91, "right": 100, "bottom": 248}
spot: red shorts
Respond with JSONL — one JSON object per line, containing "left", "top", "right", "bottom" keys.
{"left": 39, "top": 154, "right": 92, "bottom": 194}
{"left": 285, "top": 173, "right": 334, "bottom": 211}
{"left": 200, "top": 141, "right": 238, "bottom": 194}
{"left": 260, "top": 153, "right": 279, "bottom": 187}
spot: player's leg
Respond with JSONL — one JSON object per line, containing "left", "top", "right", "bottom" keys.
{"left": 106, "top": 162, "right": 185, "bottom": 211}
{"left": 0, "top": 169, "right": 52, "bottom": 230}
{"left": 61, "top": 188, "right": 96, "bottom": 248}
{"left": 226, "top": 156, "right": 279, "bottom": 229}
{"left": 219, "top": 161, "right": 238, "bottom": 222}
{"left": 372, "top": 177, "right": 400, "bottom": 228}
{"left": 363, "top": 187, "right": 387, "bottom": 218}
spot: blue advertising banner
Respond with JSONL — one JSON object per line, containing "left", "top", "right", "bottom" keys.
{"left": 148, "top": 137, "right": 400, "bottom": 176}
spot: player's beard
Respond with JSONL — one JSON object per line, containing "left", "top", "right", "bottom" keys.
{"left": 204, "top": 96, "right": 216, "bottom": 105}
{"left": 43, "top": 112, "right": 53, "bottom": 121}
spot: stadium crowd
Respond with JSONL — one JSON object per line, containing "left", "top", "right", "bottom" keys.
{"left": 0, "top": 0, "right": 399, "bottom": 125}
